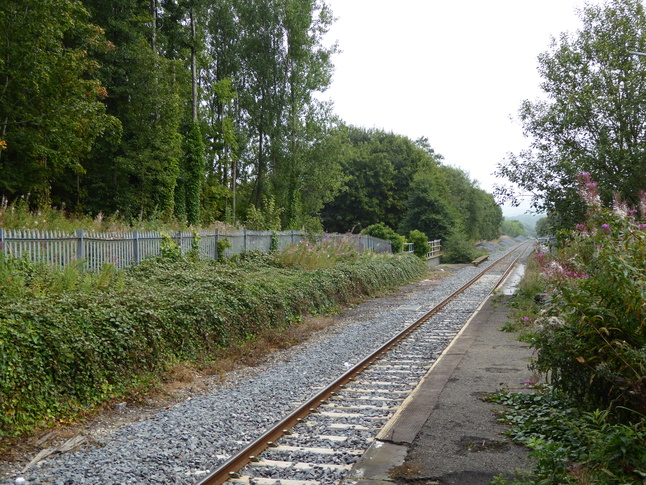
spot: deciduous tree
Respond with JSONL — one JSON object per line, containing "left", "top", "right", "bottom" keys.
{"left": 496, "top": 0, "right": 646, "bottom": 231}
{"left": 0, "top": 0, "right": 116, "bottom": 206}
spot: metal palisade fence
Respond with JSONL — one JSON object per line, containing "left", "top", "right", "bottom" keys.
{"left": 0, "top": 228, "right": 392, "bottom": 272}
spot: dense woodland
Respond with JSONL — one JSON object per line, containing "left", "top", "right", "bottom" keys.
{"left": 0, "top": 0, "right": 503, "bottom": 241}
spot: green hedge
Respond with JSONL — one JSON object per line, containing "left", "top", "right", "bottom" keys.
{"left": 0, "top": 254, "right": 425, "bottom": 437}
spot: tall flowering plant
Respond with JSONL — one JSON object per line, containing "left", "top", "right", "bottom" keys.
{"left": 532, "top": 173, "right": 646, "bottom": 416}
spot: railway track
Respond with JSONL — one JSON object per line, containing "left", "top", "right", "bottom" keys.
{"left": 196, "top": 242, "right": 532, "bottom": 485}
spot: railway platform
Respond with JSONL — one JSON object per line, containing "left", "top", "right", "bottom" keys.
{"left": 343, "top": 284, "right": 536, "bottom": 484}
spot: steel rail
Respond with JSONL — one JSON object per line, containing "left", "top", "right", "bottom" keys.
{"left": 196, "top": 242, "right": 531, "bottom": 485}
{"left": 492, "top": 240, "right": 532, "bottom": 292}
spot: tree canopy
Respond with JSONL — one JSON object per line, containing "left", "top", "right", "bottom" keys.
{"left": 0, "top": 0, "right": 117, "bottom": 206}
{"left": 1, "top": 0, "right": 503, "bottom": 242}
{"left": 496, "top": 0, "right": 646, "bottom": 231}
{"left": 322, "top": 127, "right": 502, "bottom": 242}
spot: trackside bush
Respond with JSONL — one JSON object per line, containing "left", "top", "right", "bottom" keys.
{"left": 440, "top": 231, "right": 481, "bottom": 264}
{"left": 0, "top": 252, "right": 425, "bottom": 437}
{"left": 407, "top": 230, "right": 430, "bottom": 258}
{"left": 530, "top": 174, "right": 646, "bottom": 415}
{"left": 364, "top": 223, "right": 404, "bottom": 253}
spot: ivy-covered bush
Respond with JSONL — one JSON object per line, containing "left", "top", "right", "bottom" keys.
{"left": 530, "top": 174, "right": 646, "bottom": 415}
{"left": 0, "top": 250, "right": 425, "bottom": 437}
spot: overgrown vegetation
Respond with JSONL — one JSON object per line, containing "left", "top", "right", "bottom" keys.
{"left": 364, "top": 223, "right": 405, "bottom": 253}
{"left": 0, "top": 195, "right": 196, "bottom": 233}
{"left": 490, "top": 389, "right": 646, "bottom": 485}
{"left": 1, "top": 0, "right": 503, "bottom": 236}
{"left": 494, "top": 175, "right": 646, "bottom": 484}
{"left": 0, "top": 241, "right": 426, "bottom": 439}
{"left": 440, "top": 231, "right": 482, "bottom": 264}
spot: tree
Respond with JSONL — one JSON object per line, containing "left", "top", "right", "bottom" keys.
{"left": 441, "top": 166, "right": 499, "bottom": 240}
{"left": 81, "top": 0, "right": 185, "bottom": 220}
{"left": 321, "top": 127, "right": 442, "bottom": 233}
{"left": 269, "top": 0, "right": 336, "bottom": 229}
{"left": 184, "top": 123, "right": 205, "bottom": 225}
{"left": 408, "top": 229, "right": 430, "bottom": 259}
{"left": 320, "top": 138, "right": 396, "bottom": 232}
{"left": 398, "top": 170, "right": 456, "bottom": 241}
{"left": 535, "top": 217, "right": 553, "bottom": 237}
{"left": 0, "top": 0, "right": 116, "bottom": 206}
{"left": 496, "top": 0, "right": 646, "bottom": 232}
{"left": 469, "top": 188, "right": 503, "bottom": 241}
{"left": 501, "top": 220, "right": 526, "bottom": 238}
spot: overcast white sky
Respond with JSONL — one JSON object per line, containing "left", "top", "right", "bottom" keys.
{"left": 321, "top": 0, "right": 605, "bottom": 214}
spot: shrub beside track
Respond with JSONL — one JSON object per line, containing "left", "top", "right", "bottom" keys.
{"left": 0, "top": 252, "right": 426, "bottom": 438}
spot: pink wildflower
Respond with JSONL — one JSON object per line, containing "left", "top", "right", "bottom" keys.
{"left": 577, "top": 173, "right": 601, "bottom": 208}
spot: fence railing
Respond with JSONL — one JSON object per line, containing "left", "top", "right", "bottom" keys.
{"left": 428, "top": 239, "right": 442, "bottom": 258}
{"left": 0, "top": 228, "right": 392, "bottom": 272}
{"left": 403, "top": 239, "right": 442, "bottom": 259}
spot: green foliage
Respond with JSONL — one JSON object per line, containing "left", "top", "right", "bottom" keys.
{"left": 535, "top": 217, "right": 553, "bottom": 237}
{"left": 495, "top": 0, "right": 646, "bottom": 232}
{"left": 245, "top": 196, "right": 284, "bottom": 230}
{"left": 0, "top": 250, "right": 424, "bottom": 437}
{"left": 530, "top": 175, "right": 646, "bottom": 414}
{"left": 440, "top": 166, "right": 503, "bottom": 241}
{"left": 490, "top": 389, "right": 646, "bottom": 484}
{"left": 269, "top": 231, "right": 279, "bottom": 253}
{"left": 440, "top": 231, "right": 481, "bottom": 264}
{"left": 0, "top": 0, "right": 117, "bottom": 206}
{"left": 159, "top": 233, "right": 182, "bottom": 261}
{"left": 501, "top": 220, "right": 527, "bottom": 238}
{"left": 495, "top": 179, "right": 646, "bottom": 483}
{"left": 398, "top": 170, "right": 456, "bottom": 241}
{"left": 321, "top": 128, "right": 444, "bottom": 233}
{"left": 407, "top": 230, "right": 430, "bottom": 259}
{"left": 81, "top": 1, "right": 185, "bottom": 221}
{"left": 187, "top": 231, "right": 201, "bottom": 262}
{"left": 184, "top": 124, "right": 206, "bottom": 226}
{"left": 216, "top": 238, "right": 232, "bottom": 262}
{"left": 504, "top": 254, "right": 548, "bottom": 333}
{"left": 0, "top": 255, "right": 123, "bottom": 304}
{"left": 276, "top": 234, "right": 361, "bottom": 270}
{"left": 365, "top": 223, "right": 405, "bottom": 253}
